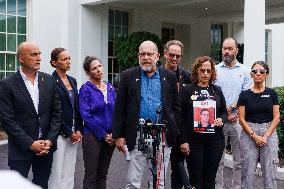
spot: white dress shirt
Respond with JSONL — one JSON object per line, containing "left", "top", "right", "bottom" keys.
{"left": 19, "top": 69, "right": 39, "bottom": 114}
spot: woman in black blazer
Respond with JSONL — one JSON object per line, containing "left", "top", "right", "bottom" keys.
{"left": 48, "top": 47, "right": 83, "bottom": 189}
{"left": 179, "top": 56, "right": 227, "bottom": 189}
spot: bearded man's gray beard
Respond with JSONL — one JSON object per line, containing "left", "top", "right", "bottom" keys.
{"left": 140, "top": 63, "right": 154, "bottom": 72}
{"left": 223, "top": 55, "right": 235, "bottom": 64}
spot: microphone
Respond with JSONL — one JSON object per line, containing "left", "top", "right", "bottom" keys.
{"left": 156, "top": 106, "right": 163, "bottom": 124}
{"left": 139, "top": 118, "right": 145, "bottom": 125}
{"left": 156, "top": 106, "right": 162, "bottom": 115}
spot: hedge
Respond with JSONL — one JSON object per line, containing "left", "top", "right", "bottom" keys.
{"left": 114, "top": 31, "right": 163, "bottom": 71}
{"left": 275, "top": 87, "right": 284, "bottom": 157}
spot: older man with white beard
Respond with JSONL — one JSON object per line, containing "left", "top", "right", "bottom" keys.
{"left": 113, "top": 40, "right": 181, "bottom": 189}
{"left": 215, "top": 37, "right": 252, "bottom": 189}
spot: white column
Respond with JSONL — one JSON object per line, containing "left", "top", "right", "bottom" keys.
{"left": 80, "top": 5, "right": 108, "bottom": 85}
{"left": 243, "top": 0, "right": 265, "bottom": 66}
{"left": 189, "top": 19, "right": 211, "bottom": 66}
{"left": 30, "top": 0, "right": 69, "bottom": 74}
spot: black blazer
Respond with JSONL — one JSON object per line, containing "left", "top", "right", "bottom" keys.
{"left": 52, "top": 71, "right": 83, "bottom": 138}
{"left": 178, "top": 66, "right": 191, "bottom": 86}
{"left": 160, "top": 65, "right": 191, "bottom": 89}
{"left": 0, "top": 71, "right": 62, "bottom": 160}
{"left": 112, "top": 66, "right": 181, "bottom": 151}
{"left": 179, "top": 83, "right": 227, "bottom": 144}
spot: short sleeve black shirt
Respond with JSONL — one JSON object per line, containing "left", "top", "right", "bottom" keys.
{"left": 237, "top": 87, "right": 279, "bottom": 123}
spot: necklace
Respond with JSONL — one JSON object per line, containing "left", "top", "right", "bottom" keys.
{"left": 96, "top": 81, "right": 106, "bottom": 92}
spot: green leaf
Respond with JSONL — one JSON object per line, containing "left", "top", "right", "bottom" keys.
{"left": 114, "top": 31, "right": 163, "bottom": 71}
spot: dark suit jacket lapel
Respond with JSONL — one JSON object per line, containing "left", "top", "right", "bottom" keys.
{"left": 38, "top": 72, "right": 45, "bottom": 115}
{"left": 134, "top": 67, "right": 141, "bottom": 105}
{"left": 52, "top": 71, "right": 72, "bottom": 103}
{"left": 159, "top": 67, "right": 167, "bottom": 106}
{"left": 15, "top": 70, "right": 38, "bottom": 115}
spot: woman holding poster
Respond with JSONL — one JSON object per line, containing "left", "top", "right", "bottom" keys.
{"left": 179, "top": 56, "right": 227, "bottom": 189}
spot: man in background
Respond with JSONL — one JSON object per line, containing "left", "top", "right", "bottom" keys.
{"left": 163, "top": 40, "right": 191, "bottom": 189}
{"left": 215, "top": 37, "right": 252, "bottom": 189}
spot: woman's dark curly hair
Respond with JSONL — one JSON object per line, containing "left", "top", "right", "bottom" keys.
{"left": 83, "top": 55, "right": 101, "bottom": 74}
{"left": 190, "top": 56, "right": 217, "bottom": 84}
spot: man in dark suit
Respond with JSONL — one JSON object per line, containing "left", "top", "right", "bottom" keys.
{"left": 163, "top": 40, "right": 192, "bottom": 189}
{"left": 0, "top": 42, "right": 62, "bottom": 189}
{"left": 113, "top": 40, "right": 180, "bottom": 189}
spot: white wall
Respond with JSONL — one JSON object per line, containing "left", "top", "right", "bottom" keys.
{"left": 80, "top": 5, "right": 108, "bottom": 84}
{"left": 131, "top": 8, "right": 210, "bottom": 71}
{"left": 30, "top": 0, "right": 70, "bottom": 75}
{"left": 244, "top": 0, "right": 265, "bottom": 66}
{"left": 29, "top": 1, "right": 283, "bottom": 87}
{"left": 131, "top": 8, "right": 162, "bottom": 37}
{"left": 30, "top": 1, "right": 108, "bottom": 86}
{"left": 230, "top": 22, "right": 244, "bottom": 44}
{"left": 189, "top": 20, "right": 211, "bottom": 66}
{"left": 68, "top": 1, "right": 83, "bottom": 84}
{"left": 175, "top": 24, "right": 191, "bottom": 70}
{"left": 266, "top": 23, "right": 284, "bottom": 87}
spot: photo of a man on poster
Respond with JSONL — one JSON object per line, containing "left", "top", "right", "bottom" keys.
{"left": 193, "top": 100, "right": 216, "bottom": 133}
{"left": 198, "top": 109, "right": 211, "bottom": 127}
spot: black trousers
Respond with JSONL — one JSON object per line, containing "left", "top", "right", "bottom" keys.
{"left": 186, "top": 131, "right": 225, "bottom": 189}
{"left": 170, "top": 141, "right": 191, "bottom": 189}
{"left": 8, "top": 152, "right": 53, "bottom": 189}
{"left": 82, "top": 132, "right": 115, "bottom": 189}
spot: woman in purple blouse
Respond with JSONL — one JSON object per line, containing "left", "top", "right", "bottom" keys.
{"left": 79, "top": 56, "right": 116, "bottom": 189}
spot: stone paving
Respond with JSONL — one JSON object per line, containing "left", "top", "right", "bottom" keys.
{"left": 1, "top": 143, "right": 284, "bottom": 189}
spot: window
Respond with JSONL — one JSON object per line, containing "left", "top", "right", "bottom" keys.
{"left": 265, "top": 30, "right": 269, "bottom": 63}
{"left": 108, "top": 9, "right": 128, "bottom": 87}
{"left": 211, "top": 24, "right": 223, "bottom": 63}
{"left": 161, "top": 27, "right": 175, "bottom": 45}
{"left": 0, "top": 0, "right": 26, "bottom": 80}
{"left": 265, "top": 30, "right": 272, "bottom": 87}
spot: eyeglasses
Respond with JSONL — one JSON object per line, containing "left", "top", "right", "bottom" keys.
{"left": 138, "top": 52, "right": 155, "bottom": 57}
{"left": 168, "top": 53, "right": 182, "bottom": 59}
{"left": 251, "top": 69, "right": 267, "bottom": 74}
{"left": 199, "top": 68, "right": 212, "bottom": 74}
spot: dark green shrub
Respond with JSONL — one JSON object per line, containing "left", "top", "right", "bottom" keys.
{"left": 275, "top": 87, "right": 284, "bottom": 156}
{"left": 114, "top": 31, "right": 163, "bottom": 71}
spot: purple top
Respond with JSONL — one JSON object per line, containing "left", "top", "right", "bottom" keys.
{"left": 79, "top": 81, "right": 116, "bottom": 140}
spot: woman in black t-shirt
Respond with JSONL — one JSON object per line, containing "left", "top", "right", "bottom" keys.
{"left": 238, "top": 61, "right": 280, "bottom": 189}
{"left": 180, "top": 56, "right": 227, "bottom": 189}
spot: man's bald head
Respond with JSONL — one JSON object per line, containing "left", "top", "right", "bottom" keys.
{"left": 138, "top": 40, "right": 160, "bottom": 74}
{"left": 17, "top": 42, "right": 41, "bottom": 72}
{"left": 139, "top": 40, "right": 158, "bottom": 53}
{"left": 17, "top": 42, "right": 39, "bottom": 58}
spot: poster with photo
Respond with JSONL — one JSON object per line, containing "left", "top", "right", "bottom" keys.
{"left": 193, "top": 100, "right": 216, "bottom": 133}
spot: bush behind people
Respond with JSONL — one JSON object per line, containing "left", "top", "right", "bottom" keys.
{"left": 275, "top": 86, "right": 284, "bottom": 157}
